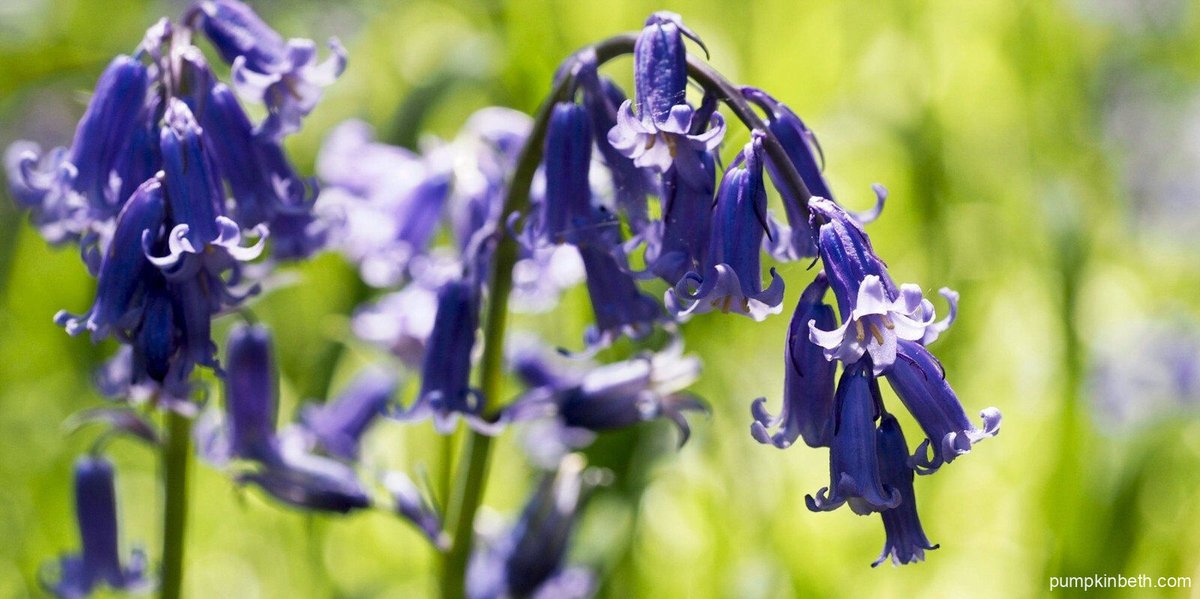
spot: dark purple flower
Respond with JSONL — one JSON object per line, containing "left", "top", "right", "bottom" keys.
{"left": 295, "top": 368, "right": 398, "bottom": 461}
{"left": 402, "top": 280, "right": 497, "bottom": 434}
{"left": 668, "top": 136, "right": 785, "bottom": 321}
{"left": 506, "top": 336, "right": 704, "bottom": 451}
{"left": 577, "top": 241, "right": 662, "bottom": 349}
{"left": 8, "top": 55, "right": 150, "bottom": 244}
{"left": 808, "top": 197, "right": 896, "bottom": 317}
{"left": 541, "top": 102, "right": 594, "bottom": 244}
{"left": 218, "top": 323, "right": 280, "bottom": 463}
{"left": 607, "top": 13, "right": 724, "bottom": 173}
{"left": 806, "top": 361, "right": 901, "bottom": 515}
{"left": 885, "top": 340, "right": 1001, "bottom": 474}
{"left": 55, "top": 177, "right": 165, "bottom": 340}
{"left": 197, "top": 0, "right": 346, "bottom": 141}
{"left": 467, "top": 456, "right": 598, "bottom": 599}
{"left": 42, "top": 456, "right": 150, "bottom": 599}
{"left": 873, "top": 413, "right": 938, "bottom": 567}
{"left": 751, "top": 273, "right": 837, "bottom": 448}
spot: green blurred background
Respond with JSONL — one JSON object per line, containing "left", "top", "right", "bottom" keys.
{"left": 3, "top": 0, "right": 1200, "bottom": 597}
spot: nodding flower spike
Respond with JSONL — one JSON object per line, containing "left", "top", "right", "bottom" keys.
{"left": 55, "top": 177, "right": 165, "bottom": 340}
{"left": 668, "top": 136, "right": 785, "bottom": 321}
{"left": 885, "top": 340, "right": 1001, "bottom": 474}
{"left": 297, "top": 368, "right": 398, "bottom": 461}
{"left": 806, "top": 362, "right": 902, "bottom": 515}
{"left": 751, "top": 273, "right": 837, "bottom": 449}
{"left": 542, "top": 103, "right": 594, "bottom": 244}
{"left": 873, "top": 413, "right": 939, "bottom": 567}
{"left": 42, "top": 456, "right": 150, "bottom": 599}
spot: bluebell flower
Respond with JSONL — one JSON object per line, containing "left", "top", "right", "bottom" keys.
{"left": 577, "top": 240, "right": 663, "bottom": 349}
{"left": 199, "top": 82, "right": 322, "bottom": 259}
{"left": 873, "top": 413, "right": 938, "bottom": 567}
{"left": 197, "top": 323, "right": 372, "bottom": 513}
{"left": 751, "top": 273, "right": 838, "bottom": 448}
{"left": 42, "top": 456, "right": 150, "bottom": 599}
{"left": 668, "top": 136, "right": 785, "bottom": 321}
{"left": 575, "top": 53, "right": 657, "bottom": 234}
{"left": 607, "top": 12, "right": 724, "bottom": 174}
{"left": 55, "top": 177, "right": 165, "bottom": 340}
{"left": 506, "top": 335, "right": 705, "bottom": 456}
{"left": 640, "top": 95, "right": 719, "bottom": 286}
{"left": 196, "top": 0, "right": 346, "bottom": 141}
{"left": 7, "top": 55, "right": 151, "bottom": 245}
{"left": 401, "top": 279, "right": 498, "bottom": 434}
{"left": 293, "top": 368, "right": 398, "bottom": 461}
{"left": 542, "top": 103, "right": 594, "bottom": 244}
{"left": 466, "top": 455, "right": 598, "bottom": 599}
{"left": 383, "top": 471, "right": 450, "bottom": 550}
{"left": 808, "top": 197, "right": 897, "bottom": 317}
{"left": 884, "top": 340, "right": 1001, "bottom": 474}
{"left": 806, "top": 361, "right": 901, "bottom": 515}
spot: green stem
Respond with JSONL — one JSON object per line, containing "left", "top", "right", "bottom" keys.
{"left": 438, "top": 32, "right": 815, "bottom": 597}
{"left": 160, "top": 409, "right": 191, "bottom": 599}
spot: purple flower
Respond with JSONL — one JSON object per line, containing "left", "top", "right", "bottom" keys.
{"left": 577, "top": 241, "right": 662, "bottom": 349}
{"left": 467, "top": 455, "right": 598, "bottom": 599}
{"left": 8, "top": 55, "right": 151, "bottom": 245}
{"left": 506, "top": 336, "right": 705, "bottom": 454}
{"left": 668, "top": 136, "right": 785, "bottom": 321}
{"left": 808, "top": 197, "right": 896, "bottom": 317}
{"left": 806, "top": 362, "right": 901, "bottom": 515}
{"left": 55, "top": 177, "right": 166, "bottom": 340}
{"left": 196, "top": 0, "right": 346, "bottom": 141}
{"left": 540, "top": 103, "right": 595, "bottom": 244}
{"left": 885, "top": 340, "right": 1001, "bottom": 474}
{"left": 873, "top": 413, "right": 938, "bottom": 567}
{"left": 607, "top": 13, "right": 725, "bottom": 173}
{"left": 42, "top": 456, "right": 150, "bottom": 599}
{"left": 751, "top": 273, "right": 837, "bottom": 448}
{"left": 294, "top": 368, "right": 398, "bottom": 461}
{"left": 196, "top": 323, "right": 373, "bottom": 513}
{"left": 401, "top": 279, "right": 497, "bottom": 434}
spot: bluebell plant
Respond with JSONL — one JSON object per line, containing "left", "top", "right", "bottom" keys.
{"left": 5, "top": 3, "right": 1002, "bottom": 597}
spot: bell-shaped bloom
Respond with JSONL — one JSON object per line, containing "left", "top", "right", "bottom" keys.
{"left": 200, "top": 83, "right": 321, "bottom": 258}
{"left": 668, "top": 137, "right": 785, "bottom": 321}
{"left": 42, "top": 456, "right": 150, "bottom": 599}
{"left": 540, "top": 103, "right": 595, "bottom": 244}
{"left": 294, "top": 368, "right": 398, "bottom": 461}
{"left": 577, "top": 240, "right": 662, "bottom": 349}
{"left": 809, "top": 197, "right": 896, "bottom": 317}
{"left": 607, "top": 13, "right": 723, "bottom": 173}
{"left": 808, "top": 275, "right": 944, "bottom": 375}
{"left": 197, "top": 0, "right": 346, "bottom": 141}
{"left": 575, "top": 54, "right": 656, "bottom": 233}
{"left": 401, "top": 280, "right": 497, "bottom": 434}
{"left": 201, "top": 323, "right": 279, "bottom": 464}
{"left": 8, "top": 55, "right": 150, "bottom": 244}
{"left": 873, "top": 414, "right": 938, "bottom": 567}
{"left": 885, "top": 340, "right": 1001, "bottom": 474}
{"left": 466, "top": 455, "right": 598, "bottom": 599}
{"left": 506, "top": 336, "right": 705, "bottom": 452}
{"left": 55, "top": 177, "right": 165, "bottom": 340}
{"left": 806, "top": 362, "right": 901, "bottom": 515}
{"left": 383, "top": 471, "right": 449, "bottom": 550}
{"left": 751, "top": 273, "right": 837, "bottom": 448}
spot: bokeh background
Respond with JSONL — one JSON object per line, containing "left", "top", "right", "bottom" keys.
{"left": 3, "top": 0, "right": 1200, "bottom": 597}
